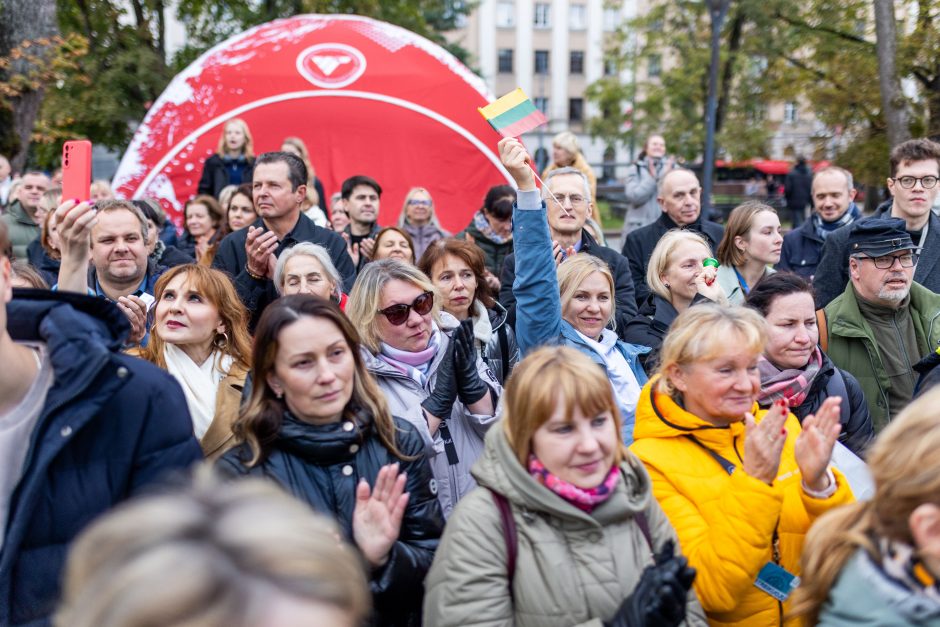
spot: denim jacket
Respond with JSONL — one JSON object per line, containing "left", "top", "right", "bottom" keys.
{"left": 512, "top": 190, "right": 649, "bottom": 440}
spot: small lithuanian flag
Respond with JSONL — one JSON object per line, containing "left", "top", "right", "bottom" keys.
{"left": 478, "top": 88, "right": 548, "bottom": 138}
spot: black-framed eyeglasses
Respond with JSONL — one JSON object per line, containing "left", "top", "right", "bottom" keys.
{"left": 858, "top": 252, "right": 918, "bottom": 269}
{"left": 377, "top": 291, "right": 434, "bottom": 326}
{"left": 891, "top": 175, "right": 939, "bottom": 189}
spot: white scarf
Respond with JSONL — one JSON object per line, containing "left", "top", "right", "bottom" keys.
{"left": 163, "top": 343, "right": 234, "bottom": 439}
{"left": 470, "top": 300, "right": 494, "bottom": 345}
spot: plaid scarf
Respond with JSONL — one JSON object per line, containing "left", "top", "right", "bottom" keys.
{"left": 757, "top": 347, "right": 824, "bottom": 408}
{"left": 813, "top": 202, "right": 861, "bottom": 240}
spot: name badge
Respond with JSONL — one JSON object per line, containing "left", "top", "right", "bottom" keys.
{"left": 754, "top": 562, "right": 800, "bottom": 602}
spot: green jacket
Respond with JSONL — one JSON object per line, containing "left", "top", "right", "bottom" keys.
{"left": 824, "top": 282, "right": 940, "bottom": 432}
{"left": 423, "top": 425, "right": 706, "bottom": 627}
{"left": 0, "top": 201, "right": 40, "bottom": 260}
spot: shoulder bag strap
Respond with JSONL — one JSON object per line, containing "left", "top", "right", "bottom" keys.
{"left": 682, "top": 434, "right": 737, "bottom": 476}
{"left": 491, "top": 490, "right": 517, "bottom": 599}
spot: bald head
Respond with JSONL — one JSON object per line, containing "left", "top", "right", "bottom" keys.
{"left": 658, "top": 169, "right": 702, "bottom": 226}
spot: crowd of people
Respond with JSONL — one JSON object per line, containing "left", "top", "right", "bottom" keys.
{"left": 1, "top": 121, "right": 940, "bottom": 627}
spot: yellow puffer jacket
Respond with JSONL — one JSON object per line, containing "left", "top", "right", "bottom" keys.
{"left": 630, "top": 379, "right": 854, "bottom": 627}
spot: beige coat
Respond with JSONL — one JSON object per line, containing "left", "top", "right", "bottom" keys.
{"left": 126, "top": 348, "right": 245, "bottom": 460}
{"left": 423, "top": 425, "right": 706, "bottom": 627}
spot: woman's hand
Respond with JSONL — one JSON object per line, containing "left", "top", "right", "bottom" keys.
{"left": 453, "top": 319, "right": 489, "bottom": 406}
{"left": 795, "top": 396, "right": 842, "bottom": 492}
{"left": 742, "top": 400, "right": 789, "bottom": 485}
{"left": 353, "top": 463, "right": 409, "bottom": 569}
{"left": 694, "top": 266, "right": 724, "bottom": 303}
{"left": 420, "top": 339, "right": 458, "bottom": 430}
{"left": 483, "top": 269, "right": 500, "bottom": 292}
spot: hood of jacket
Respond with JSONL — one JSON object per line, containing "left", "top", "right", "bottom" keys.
{"left": 471, "top": 421, "right": 653, "bottom": 525}
{"left": 10, "top": 288, "right": 130, "bottom": 350}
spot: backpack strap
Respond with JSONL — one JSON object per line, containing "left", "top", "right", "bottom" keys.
{"left": 816, "top": 308, "right": 829, "bottom": 353}
{"left": 491, "top": 490, "right": 517, "bottom": 598}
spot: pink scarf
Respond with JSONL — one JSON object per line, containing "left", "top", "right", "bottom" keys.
{"left": 528, "top": 455, "right": 620, "bottom": 512}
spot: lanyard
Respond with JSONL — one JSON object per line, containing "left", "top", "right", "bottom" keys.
{"left": 683, "top": 434, "right": 737, "bottom": 475}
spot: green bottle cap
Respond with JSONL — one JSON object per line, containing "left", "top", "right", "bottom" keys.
{"left": 703, "top": 257, "right": 720, "bottom": 268}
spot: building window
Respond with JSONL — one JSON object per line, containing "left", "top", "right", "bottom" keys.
{"left": 569, "top": 98, "right": 584, "bottom": 122}
{"left": 569, "top": 4, "right": 587, "bottom": 30}
{"left": 570, "top": 50, "right": 584, "bottom": 74}
{"left": 498, "top": 48, "right": 513, "bottom": 74}
{"left": 604, "top": 58, "right": 617, "bottom": 76}
{"left": 534, "top": 97, "right": 549, "bottom": 115}
{"left": 535, "top": 50, "right": 550, "bottom": 74}
{"left": 647, "top": 54, "right": 661, "bottom": 78}
{"left": 603, "top": 7, "right": 620, "bottom": 31}
{"left": 784, "top": 101, "right": 798, "bottom": 124}
{"left": 496, "top": 0, "right": 514, "bottom": 27}
{"left": 534, "top": 3, "right": 551, "bottom": 28}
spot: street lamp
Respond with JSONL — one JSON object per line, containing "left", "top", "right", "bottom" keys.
{"left": 701, "top": 0, "right": 730, "bottom": 218}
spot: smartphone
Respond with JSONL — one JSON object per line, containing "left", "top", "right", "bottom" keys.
{"left": 62, "top": 140, "right": 92, "bottom": 202}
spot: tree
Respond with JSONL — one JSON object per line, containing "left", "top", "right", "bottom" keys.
{"left": 588, "top": 0, "right": 940, "bottom": 205}
{"left": 0, "top": 0, "right": 58, "bottom": 171}
{"left": 3, "top": 0, "right": 474, "bottom": 170}
{"left": 873, "top": 0, "right": 911, "bottom": 147}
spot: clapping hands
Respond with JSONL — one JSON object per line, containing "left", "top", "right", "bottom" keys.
{"left": 352, "top": 463, "right": 409, "bottom": 569}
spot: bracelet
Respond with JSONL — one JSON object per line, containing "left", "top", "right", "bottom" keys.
{"left": 802, "top": 468, "right": 837, "bottom": 499}
{"left": 245, "top": 263, "right": 266, "bottom": 281}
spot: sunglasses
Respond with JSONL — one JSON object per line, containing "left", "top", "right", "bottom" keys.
{"left": 408, "top": 199, "right": 432, "bottom": 207}
{"left": 377, "top": 291, "right": 434, "bottom": 325}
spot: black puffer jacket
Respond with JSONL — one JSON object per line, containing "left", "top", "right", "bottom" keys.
{"left": 758, "top": 353, "right": 874, "bottom": 456}
{"left": 217, "top": 410, "right": 443, "bottom": 627}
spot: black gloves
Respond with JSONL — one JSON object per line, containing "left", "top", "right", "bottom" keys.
{"left": 452, "top": 319, "right": 489, "bottom": 406}
{"left": 605, "top": 540, "right": 696, "bottom": 627}
{"left": 421, "top": 338, "right": 459, "bottom": 419}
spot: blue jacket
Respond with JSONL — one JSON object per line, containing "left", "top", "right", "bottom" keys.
{"left": 512, "top": 193, "right": 649, "bottom": 438}
{"left": 2, "top": 289, "right": 203, "bottom": 626}
{"left": 777, "top": 217, "right": 824, "bottom": 279}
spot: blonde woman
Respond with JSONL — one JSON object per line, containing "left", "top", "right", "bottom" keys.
{"left": 396, "top": 186, "right": 450, "bottom": 260}
{"left": 347, "top": 259, "right": 501, "bottom": 517}
{"left": 273, "top": 242, "right": 348, "bottom": 309}
{"left": 631, "top": 304, "right": 854, "bottom": 625}
{"left": 198, "top": 118, "right": 255, "bottom": 198}
{"left": 425, "top": 347, "right": 705, "bottom": 627}
{"left": 715, "top": 201, "right": 783, "bottom": 304}
{"left": 56, "top": 472, "right": 371, "bottom": 627}
{"left": 623, "top": 229, "right": 723, "bottom": 369}
{"left": 792, "top": 386, "right": 940, "bottom": 625}
{"left": 542, "top": 131, "right": 597, "bottom": 201}
{"left": 500, "top": 137, "right": 648, "bottom": 443}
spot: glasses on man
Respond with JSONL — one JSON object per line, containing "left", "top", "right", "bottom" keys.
{"left": 892, "top": 175, "right": 939, "bottom": 189}
{"left": 549, "top": 193, "right": 587, "bottom": 207}
{"left": 377, "top": 291, "right": 434, "bottom": 326}
{"left": 859, "top": 252, "right": 918, "bottom": 269}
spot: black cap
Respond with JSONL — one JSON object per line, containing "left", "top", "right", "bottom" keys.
{"left": 847, "top": 218, "right": 919, "bottom": 258}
